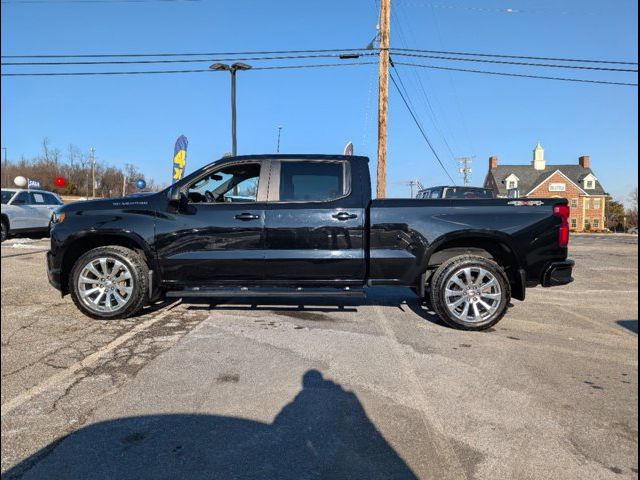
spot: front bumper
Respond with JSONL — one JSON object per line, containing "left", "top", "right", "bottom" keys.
{"left": 46, "top": 251, "right": 63, "bottom": 291}
{"left": 541, "top": 259, "right": 575, "bottom": 287}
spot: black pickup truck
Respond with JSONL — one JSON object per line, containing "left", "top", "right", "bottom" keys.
{"left": 47, "top": 154, "right": 574, "bottom": 330}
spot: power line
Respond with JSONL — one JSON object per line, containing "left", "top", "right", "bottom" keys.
{"left": 389, "top": 70, "right": 456, "bottom": 184}
{"left": 391, "top": 52, "right": 638, "bottom": 73}
{"left": 394, "top": 62, "right": 639, "bottom": 87}
{"left": 422, "top": 2, "right": 478, "bottom": 160}
{"left": 3, "top": 60, "right": 635, "bottom": 86}
{"left": 4, "top": 47, "right": 636, "bottom": 67}
{"left": 391, "top": 6, "right": 460, "bottom": 160}
{"left": 391, "top": 47, "right": 638, "bottom": 66}
{"left": 0, "top": 61, "right": 378, "bottom": 76}
{"left": 1, "top": 48, "right": 369, "bottom": 59}
{"left": 1, "top": 52, "right": 377, "bottom": 66}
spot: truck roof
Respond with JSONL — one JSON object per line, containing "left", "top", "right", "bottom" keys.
{"left": 204, "top": 154, "right": 370, "bottom": 170}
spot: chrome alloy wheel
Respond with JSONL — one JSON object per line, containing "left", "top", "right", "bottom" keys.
{"left": 444, "top": 266, "right": 502, "bottom": 324}
{"left": 77, "top": 257, "right": 134, "bottom": 313}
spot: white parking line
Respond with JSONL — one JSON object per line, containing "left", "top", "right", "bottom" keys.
{"left": 373, "top": 305, "right": 467, "bottom": 480}
{"left": 0, "top": 301, "right": 181, "bottom": 417}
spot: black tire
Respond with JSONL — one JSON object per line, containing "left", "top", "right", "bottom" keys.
{"left": 429, "top": 255, "right": 510, "bottom": 331}
{"left": 1, "top": 218, "right": 8, "bottom": 242}
{"left": 69, "top": 245, "right": 149, "bottom": 320}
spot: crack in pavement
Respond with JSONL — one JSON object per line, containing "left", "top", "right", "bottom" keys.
{"left": 1, "top": 306, "right": 209, "bottom": 476}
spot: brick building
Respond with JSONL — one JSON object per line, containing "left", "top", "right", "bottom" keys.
{"left": 483, "top": 143, "right": 608, "bottom": 232}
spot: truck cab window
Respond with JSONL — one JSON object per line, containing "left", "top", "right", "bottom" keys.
{"left": 279, "top": 161, "right": 345, "bottom": 202}
{"left": 187, "top": 163, "right": 260, "bottom": 204}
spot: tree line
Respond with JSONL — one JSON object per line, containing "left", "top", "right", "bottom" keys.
{"left": 0, "top": 139, "right": 164, "bottom": 197}
{"left": 605, "top": 187, "right": 638, "bottom": 232}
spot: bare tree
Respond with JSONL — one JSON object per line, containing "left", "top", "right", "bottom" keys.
{"left": 627, "top": 188, "right": 638, "bottom": 228}
{"left": 0, "top": 139, "right": 157, "bottom": 197}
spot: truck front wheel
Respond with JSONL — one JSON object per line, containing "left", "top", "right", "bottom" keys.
{"left": 429, "top": 255, "right": 510, "bottom": 331}
{"left": 69, "top": 246, "right": 149, "bottom": 320}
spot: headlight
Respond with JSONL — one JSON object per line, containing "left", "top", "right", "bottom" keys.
{"left": 51, "top": 211, "right": 66, "bottom": 224}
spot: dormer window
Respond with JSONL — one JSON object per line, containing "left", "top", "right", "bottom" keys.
{"left": 583, "top": 173, "right": 597, "bottom": 190}
{"left": 504, "top": 174, "right": 519, "bottom": 191}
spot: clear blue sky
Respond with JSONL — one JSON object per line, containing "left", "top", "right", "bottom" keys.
{"left": 1, "top": 0, "right": 638, "bottom": 201}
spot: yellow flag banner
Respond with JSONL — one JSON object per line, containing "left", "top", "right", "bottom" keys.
{"left": 172, "top": 135, "right": 188, "bottom": 182}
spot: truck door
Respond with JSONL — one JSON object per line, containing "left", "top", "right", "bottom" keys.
{"left": 262, "top": 159, "right": 366, "bottom": 284}
{"left": 156, "top": 161, "right": 269, "bottom": 286}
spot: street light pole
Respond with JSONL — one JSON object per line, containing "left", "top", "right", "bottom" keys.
{"left": 210, "top": 62, "right": 252, "bottom": 157}
{"left": 231, "top": 68, "right": 238, "bottom": 156}
{"left": 90, "top": 147, "right": 96, "bottom": 199}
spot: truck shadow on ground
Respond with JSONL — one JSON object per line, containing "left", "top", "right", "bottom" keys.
{"left": 184, "top": 287, "right": 448, "bottom": 328}
{"left": 617, "top": 320, "right": 638, "bottom": 334}
{"left": 5, "top": 370, "right": 418, "bottom": 480}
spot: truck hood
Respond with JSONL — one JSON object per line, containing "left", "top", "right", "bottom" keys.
{"left": 60, "top": 194, "right": 162, "bottom": 213}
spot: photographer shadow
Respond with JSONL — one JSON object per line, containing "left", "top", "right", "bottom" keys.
{"left": 6, "top": 370, "right": 418, "bottom": 480}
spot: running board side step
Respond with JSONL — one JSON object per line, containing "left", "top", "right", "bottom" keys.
{"left": 166, "top": 287, "right": 367, "bottom": 298}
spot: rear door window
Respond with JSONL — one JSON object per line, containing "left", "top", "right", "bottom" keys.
{"left": 30, "top": 192, "right": 47, "bottom": 204}
{"left": 279, "top": 161, "right": 345, "bottom": 202}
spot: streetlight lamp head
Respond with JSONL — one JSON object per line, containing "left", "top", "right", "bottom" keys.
{"left": 210, "top": 63, "right": 230, "bottom": 71}
{"left": 232, "top": 63, "right": 252, "bottom": 71}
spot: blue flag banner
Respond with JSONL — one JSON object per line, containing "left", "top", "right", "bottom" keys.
{"left": 172, "top": 135, "right": 188, "bottom": 182}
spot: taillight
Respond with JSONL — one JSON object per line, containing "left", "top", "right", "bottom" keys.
{"left": 554, "top": 204, "right": 570, "bottom": 247}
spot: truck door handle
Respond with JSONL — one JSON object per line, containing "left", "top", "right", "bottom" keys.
{"left": 235, "top": 213, "right": 261, "bottom": 221}
{"left": 332, "top": 212, "right": 358, "bottom": 221}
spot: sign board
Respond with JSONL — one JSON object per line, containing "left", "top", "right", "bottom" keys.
{"left": 549, "top": 183, "right": 566, "bottom": 192}
{"left": 27, "top": 178, "right": 41, "bottom": 189}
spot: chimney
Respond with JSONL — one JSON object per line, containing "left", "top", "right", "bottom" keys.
{"left": 489, "top": 156, "right": 498, "bottom": 169}
{"left": 579, "top": 155, "right": 590, "bottom": 169}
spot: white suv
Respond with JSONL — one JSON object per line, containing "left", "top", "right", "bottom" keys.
{"left": 1, "top": 188, "right": 64, "bottom": 242}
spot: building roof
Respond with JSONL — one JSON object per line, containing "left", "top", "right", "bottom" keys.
{"left": 487, "top": 164, "right": 607, "bottom": 196}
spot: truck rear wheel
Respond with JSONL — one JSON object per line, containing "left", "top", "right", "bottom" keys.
{"left": 429, "top": 255, "right": 510, "bottom": 331}
{"left": 69, "top": 246, "right": 149, "bottom": 320}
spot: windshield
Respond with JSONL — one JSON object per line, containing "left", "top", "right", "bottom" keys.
{"left": 1, "top": 190, "right": 16, "bottom": 204}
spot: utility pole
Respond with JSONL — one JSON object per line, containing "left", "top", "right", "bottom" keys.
{"left": 276, "top": 126, "right": 283, "bottom": 153}
{"left": 457, "top": 156, "right": 474, "bottom": 186}
{"left": 376, "top": 0, "right": 391, "bottom": 199}
{"left": 407, "top": 179, "right": 420, "bottom": 198}
{"left": 90, "top": 147, "right": 96, "bottom": 199}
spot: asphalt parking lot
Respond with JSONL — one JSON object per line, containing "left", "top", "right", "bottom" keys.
{"left": 1, "top": 234, "right": 638, "bottom": 480}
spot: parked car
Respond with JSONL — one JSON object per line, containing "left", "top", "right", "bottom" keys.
{"left": 628, "top": 227, "right": 638, "bottom": 235}
{"left": 1, "top": 188, "right": 64, "bottom": 242}
{"left": 47, "top": 154, "right": 574, "bottom": 330}
{"left": 416, "top": 186, "right": 495, "bottom": 199}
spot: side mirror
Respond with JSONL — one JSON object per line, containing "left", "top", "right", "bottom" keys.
{"left": 168, "top": 186, "right": 188, "bottom": 211}
{"left": 169, "top": 185, "right": 182, "bottom": 204}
